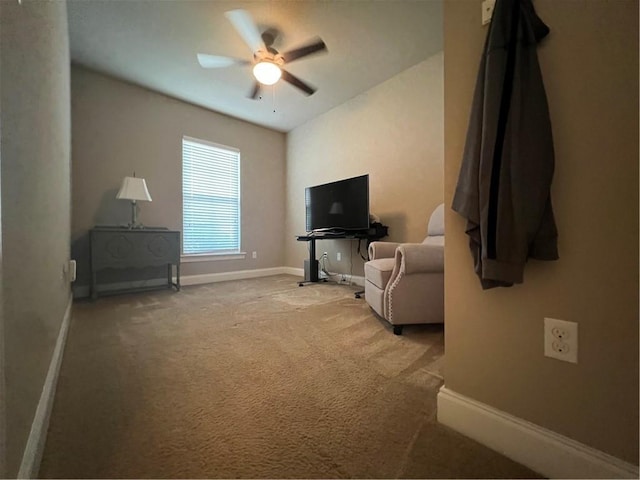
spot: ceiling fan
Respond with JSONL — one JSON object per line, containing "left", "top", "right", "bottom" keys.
{"left": 197, "top": 9, "right": 328, "bottom": 99}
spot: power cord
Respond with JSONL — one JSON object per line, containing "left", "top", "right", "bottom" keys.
{"left": 357, "top": 238, "right": 369, "bottom": 261}
{"left": 319, "top": 253, "right": 340, "bottom": 281}
{"left": 320, "top": 252, "right": 354, "bottom": 285}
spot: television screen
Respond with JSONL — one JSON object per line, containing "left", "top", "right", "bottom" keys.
{"left": 305, "top": 174, "right": 369, "bottom": 232}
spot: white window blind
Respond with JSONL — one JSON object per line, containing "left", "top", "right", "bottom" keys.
{"left": 182, "top": 136, "right": 240, "bottom": 255}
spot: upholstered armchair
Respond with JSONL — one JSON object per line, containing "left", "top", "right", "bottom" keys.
{"left": 364, "top": 204, "right": 444, "bottom": 335}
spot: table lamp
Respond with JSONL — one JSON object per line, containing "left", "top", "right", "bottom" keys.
{"left": 116, "top": 174, "right": 152, "bottom": 229}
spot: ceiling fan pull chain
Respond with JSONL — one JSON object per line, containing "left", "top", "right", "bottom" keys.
{"left": 272, "top": 85, "right": 277, "bottom": 113}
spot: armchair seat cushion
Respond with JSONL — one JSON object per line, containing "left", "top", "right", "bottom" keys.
{"left": 364, "top": 257, "right": 395, "bottom": 290}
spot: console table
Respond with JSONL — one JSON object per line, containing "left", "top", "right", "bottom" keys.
{"left": 90, "top": 227, "right": 181, "bottom": 299}
{"left": 296, "top": 225, "right": 388, "bottom": 287}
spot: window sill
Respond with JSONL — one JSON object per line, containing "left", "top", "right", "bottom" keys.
{"left": 181, "top": 252, "right": 247, "bottom": 263}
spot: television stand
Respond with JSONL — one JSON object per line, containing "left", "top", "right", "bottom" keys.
{"left": 296, "top": 233, "right": 324, "bottom": 285}
{"left": 295, "top": 226, "right": 388, "bottom": 288}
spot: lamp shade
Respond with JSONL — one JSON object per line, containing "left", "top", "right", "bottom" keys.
{"left": 253, "top": 61, "right": 282, "bottom": 86}
{"left": 116, "top": 176, "right": 152, "bottom": 202}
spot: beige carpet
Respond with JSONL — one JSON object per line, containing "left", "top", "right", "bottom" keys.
{"left": 40, "top": 275, "right": 539, "bottom": 479}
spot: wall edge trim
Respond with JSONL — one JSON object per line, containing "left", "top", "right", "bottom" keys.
{"left": 18, "top": 294, "right": 73, "bottom": 479}
{"left": 437, "top": 386, "right": 639, "bottom": 479}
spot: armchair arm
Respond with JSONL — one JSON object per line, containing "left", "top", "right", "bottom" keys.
{"left": 395, "top": 243, "right": 444, "bottom": 274}
{"left": 368, "top": 241, "right": 401, "bottom": 260}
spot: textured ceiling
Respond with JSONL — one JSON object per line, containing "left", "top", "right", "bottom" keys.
{"left": 67, "top": 0, "right": 443, "bottom": 132}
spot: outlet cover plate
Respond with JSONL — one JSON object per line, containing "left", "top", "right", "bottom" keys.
{"left": 544, "top": 317, "right": 578, "bottom": 364}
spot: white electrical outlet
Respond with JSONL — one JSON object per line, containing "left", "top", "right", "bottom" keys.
{"left": 252, "top": 251, "right": 257, "bottom": 259}
{"left": 337, "top": 252, "right": 341, "bottom": 261}
{"left": 544, "top": 317, "right": 578, "bottom": 364}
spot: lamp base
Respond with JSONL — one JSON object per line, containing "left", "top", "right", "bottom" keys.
{"left": 127, "top": 200, "right": 145, "bottom": 229}
{"left": 126, "top": 223, "right": 146, "bottom": 230}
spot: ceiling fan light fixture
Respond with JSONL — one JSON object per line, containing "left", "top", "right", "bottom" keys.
{"left": 253, "top": 61, "right": 282, "bottom": 85}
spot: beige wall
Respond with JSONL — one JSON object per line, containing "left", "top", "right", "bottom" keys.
{"left": 0, "top": 0, "right": 72, "bottom": 476}
{"left": 71, "top": 67, "right": 286, "bottom": 293}
{"left": 285, "top": 54, "right": 444, "bottom": 277}
{"left": 443, "top": 0, "right": 638, "bottom": 464}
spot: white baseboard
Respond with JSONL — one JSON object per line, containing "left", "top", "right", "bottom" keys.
{"left": 18, "top": 294, "right": 73, "bottom": 479}
{"left": 181, "top": 267, "right": 290, "bottom": 286}
{"left": 282, "top": 266, "right": 304, "bottom": 277}
{"left": 283, "top": 267, "right": 364, "bottom": 287}
{"left": 73, "top": 278, "right": 169, "bottom": 299}
{"left": 437, "top": 386, "right": 639, "bottom": 479}
{"left": 74, "top": 269, "right": 293, "bottom": 298}
{"left": 74, "top": 267, "right": 364, "bottom": 297}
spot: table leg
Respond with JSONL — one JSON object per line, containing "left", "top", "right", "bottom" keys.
{"left": 309, "top": 238, "right": 318, "bottom": 282}
{"left": 91, "top": 271, "right": 98, "bottom": 300}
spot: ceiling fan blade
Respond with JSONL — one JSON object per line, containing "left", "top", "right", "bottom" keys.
{"left": 282, "top": 38, "right": 327, "bottom": 63}
{"left": 249, "top": 82, "right": 262, "bottom": 100}
{"left": 224, "top": 9, "right": 266, "bottom": 54}
{"left": 281, "top": 69, "right": 316, "bottom": 96}
{"left": 197, "top": 53, "right": 249, "bottom": 69}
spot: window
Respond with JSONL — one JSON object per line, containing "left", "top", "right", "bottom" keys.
{"left": 182, "top": 136, "right": 241, "bottom": 256}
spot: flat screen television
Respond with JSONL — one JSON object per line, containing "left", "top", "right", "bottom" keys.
{"left": 305, "top": 174, "right": 370, "bottom": 232}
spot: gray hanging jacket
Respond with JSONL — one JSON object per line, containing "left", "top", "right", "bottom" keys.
{"left": 451, "top": 0, "right": 558, "bottom": 289}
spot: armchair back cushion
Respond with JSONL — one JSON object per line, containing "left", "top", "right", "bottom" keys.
{"left": 426, "top": 203, "right": 445, "bottom": 238}
{"left": 422, "top": 203, "right": 445, "bottom": 247}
